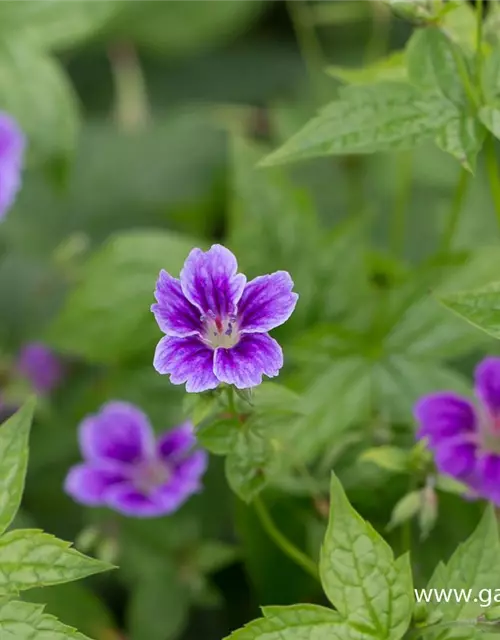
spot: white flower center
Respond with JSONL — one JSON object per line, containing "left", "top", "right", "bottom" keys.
{"left": 203, "top": 312, "right": 240, "bottom": 349}
{"left": 133, "top": 459, "right": 170, "bottom": 495}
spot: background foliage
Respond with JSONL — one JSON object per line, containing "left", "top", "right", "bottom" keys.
{"left": 4, "top": 1, "right": 500, "bottom": 639}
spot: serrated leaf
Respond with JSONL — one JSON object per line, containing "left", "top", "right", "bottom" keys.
{"left": 261, "top": 83, "right": 450, "bottom": 166}
{"left": 0, "top": 598, "right": 90, "bottom": 640}
{"left": 479, "top": 106, "right": 500, "bottom": 140}
{"left": 0, "top": 38, "right": 78, "bottom": 164}
{"left": 224, "top": 604, "right": 347, "bottom": 640}
{"left": 0, "top": 399, "right": 35, "bottom": 536}
{"left": 427, "top": 505, "right": 500, "bottom": 621}
{"left": 46, "top": 230, "right": 198, "bottom": 363}
{"left": 320, "top": 474, "right": 413, "bottom": 637}
{"left": 435, "top": 115, "right": 485, "bottom": 172}
{"left": 0, "top": 529, "right": 112, "bottom": 595}
{"left": 0, "top": 1, "right": 120, "bottom": 51}
{"left": 440, "top": 281, "right": 500, "bottom": 339}
{"left": 406, "top": 26, "right": 468, "bottom": 106}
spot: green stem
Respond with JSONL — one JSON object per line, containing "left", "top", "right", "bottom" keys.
{"left": 438, "top": 167, "right": 469, "bottom": 254}
{"left": 476, "top": 0, "right": 484, "bottom": 89}
{"left": 254, "top": 495, "right": 320, "bottom": 582}
{"left": 226, "top": 386, "right": 237, "bottom": 417}
{"left": 485, "top": 134, "right": 500, "bottom": 230}
{"left": 390, "top": 150, "right": 413, "bottom": 256}
{"left": 365, "top": 1, "right": 391, "bottom": 64}
{"left": 108, "top": 41, "right": 149, "bottom": 131}
{"left": 286, "top": 0, "right": 326, "bottom": 104}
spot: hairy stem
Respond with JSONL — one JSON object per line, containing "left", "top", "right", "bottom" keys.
{"left": 439, "top": 167, "right": 469, "bottom": 254}
{"left": 485, "top": 134, "right": 500, "bottom": 230}
{"left": 108, "top": 42, "right": 149, "bottom": 131}
{"left": 254, "top": 495, "right": 320, "bottom": 582}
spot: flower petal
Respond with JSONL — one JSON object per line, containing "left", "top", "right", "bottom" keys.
{"left": 213, "top": 333, "right": 283, "bottom": 389}
{"left": 64, "top": 462, "right": 129, "bottom": 506}
{"left": 16, "top": 342, "right": 63, "bottom": 394}
{"left": 0, "top": 113, "right": 24, "bottom": 219}
{"left": 475, "top": 356, "right": 500, "bottom": 415}
{"left": 174, "top": 450, "right": 208, "bottom": 486}
{"left": 414, "top": 392, "right": 476, "bottom": 448}
{"left": 153, "top": 335, "right": 219, "bottom": 393}
{"left": 180, "top": 244, "right": 246, "bottom": 317}
{"left": 475, "top": 453, "right": 500, "bottom": 504}
{"left": 434, "top": 437, "right": 478, "bottom": 481}
{"left": 157, "top": 421, "right": 196, "bottom": 461}
{"left": 79, "top": 401, "right": 156, "bottom": 464}
{"left": 238, "top": 271, "right": 298, "bottom": 333}
{"left": 104, "top": 484, "right": 170, "bottom": 517}
{"left": 151, "top": 270, "right": 202, "bottom": 337}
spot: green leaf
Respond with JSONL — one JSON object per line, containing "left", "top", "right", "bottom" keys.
{"left": 0, "top": 529, "right": 112, "bottom": 595}
{"left": 435, "top": 115, "right": 485, "bottom": 172}
{"left": 360, "top": 446, "right": 410, "bottom": 473}
{"left": 224, "top": 604, "right": 348, "bottom": 640}
{"left": 261, "top": 83, "right": 448, "bottom": 166}
{"left": 406, "top": 26, "right": 468, "bottom": 106}
{"left": 388, "top": 491, "right": 421, "bottom": 530}
{"left": 197, "top": 417, "right": 240, "bottom": 456}
{"left": 440, "top": 281, "right": 500, "bottom": 340}
{"left": 320, "top": 474, "right": 413, "bottom": 637}
{"left": 0, "top": 39, "right": 78, "bottom": 164}
{"left": 46, "top": 230, "right": 197, "bottom": 362}
{"left": 0, "top": 399, "right": 35, "bottom": 536}
{"left": 22, "top": 583, "right": 117, "bottom": 640}
{"left": 482, "top": 43, "right": 500, "bottom": 103}
{"left": 479, "top": 105, "right": 500, "bottom": 140}
{"left": 225, "top": 427, "right": 278, "bottom": 502}
{"left": 127, "top": 565, "right": 189, "bottom": 640}
{"left": 0, "top": 1, "right": 120, "bottom": 51}
{"left": 0, "top": 598, "right": 90, "bottom": 640}
{"left": 426, "top": 505, "right": 500, "bottom": 621}
{"left": 327, "top": 51, "right": 407, "bottom": 85}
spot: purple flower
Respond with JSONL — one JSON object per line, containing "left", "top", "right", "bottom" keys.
{"left": 64, "top": 402, "right": 208, "bottom": 518}
{"left": 0, "top": 112, "right": 25, "bottom": 219}
{"left": 17, "top": 342, "right": 63, "bottom": 395}
{"left": 414, "top": 356, "right": 500, "bottom": 504}
{"left": 151, "top": 244, "right": 298, "bottom": 392}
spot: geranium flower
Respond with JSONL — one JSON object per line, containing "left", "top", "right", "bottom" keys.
{"left": 64, "top": 402, "right": 207, "bottom": 517}
{"left": 17, "top": 342, "right": 63, "bottom": 395}
{"left": 414, "top": 356, "right": 500, "bottom": 504}
{"left": 151, "top": 244, "right": 298, "bottom": 392}
{"left": 0, "top": 112, "right": 25, "bottom": 219}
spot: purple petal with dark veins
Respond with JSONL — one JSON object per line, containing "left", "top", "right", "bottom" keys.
{"left": 151, "top": 270, "right": 202, "bottom": 337}
{"left": 180, "top": 244, "right": 246, "bottom": 317}
{"left": 213, "top": 333, "right": 283, "bottom": 389}
{"left": 475, "top": 356, "right": 500, "bottom": 416}
{"left": 174, "top": 450, "right": 208, "bottom": 486}
{"left": 476, "top": 453, "right": 500, "bottom": 504}
{"left": 238, "top": 271, "right": 298, "bottom": 334}
{"left": 157, "top": 421, "right": 196, "bottom": 462}
{"left": 79, "top": 401, "right": 156, "bottom": 464}
{"left": 104, "top": 484, "right": 171, "bottom": 517}
{"left": 153, "top": 335, "right": 219, "bottom": 393}
{"left": 64, "top": 462, "right": 129, "bottom": 506}
{"left": 414, "top": 392, "right": 476, "bottom": 448}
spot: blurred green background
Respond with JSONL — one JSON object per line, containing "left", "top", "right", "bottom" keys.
{"left": 2, "top": 1, "right": 500, "bottom": 639}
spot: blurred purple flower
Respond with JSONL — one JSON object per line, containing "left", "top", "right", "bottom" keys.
{"left": 414, "top": 356, "right": 500, "bottom": 504}
{"left": 0, "top": 112, "right": 25, "bottom": 219}
{"left": 151, "top": 244, "right": 298, "bottom": 392}
{"left": 17, "top": 342, "right": 63, "bottom": 395}
{"left": 64, "top": 402, "right": 207, "bottom": 518}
